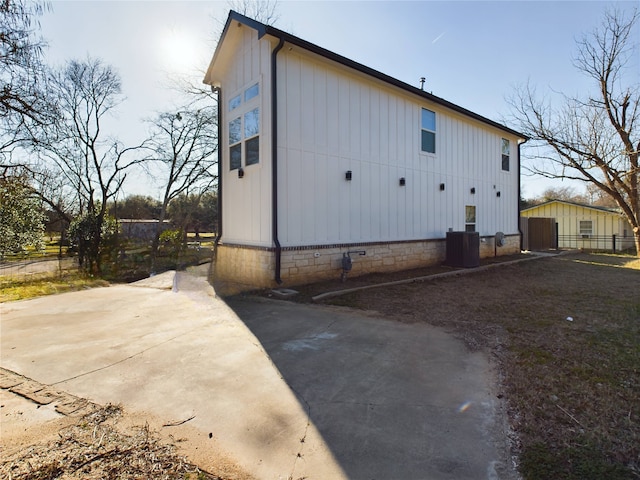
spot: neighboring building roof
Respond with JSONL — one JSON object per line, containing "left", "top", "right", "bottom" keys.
{"left": 522, "top": 199, "right": 621, "bottom": 215}
{"left": 204, "top": 11, "right": 528, "bottom": 141}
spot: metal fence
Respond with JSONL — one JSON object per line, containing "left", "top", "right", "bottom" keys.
{"left": 0, "top": 255, "right": 78, "bottom": 282}
{"left": 557, "top": 234, "right": 636, "bottom": 254}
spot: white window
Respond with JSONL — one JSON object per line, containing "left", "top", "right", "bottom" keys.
{"left": 501, "top": 138, "right": 510, "bottom": 171}
{"left": 579, "top": 220, "right": 593, "bottom": 238}
{"left": 229, "top": 117, "right": 242, "bottom": 170}
{"left": 421, "top": 108, "right": 436, "bottom": 154}
{"left": 465, "top": 205, "right": 476, "bottom": 232}
{"left": 228, "top": 82, "right": 260, "bottom": 170}
{"left": 229, "top": 94, "right": 241, "bottom": 111}
{"left": 244, "top": 83, "right": 259, "bottom": 102}
{"left": 244, "top": 108, "right": 259, "bottom": 166}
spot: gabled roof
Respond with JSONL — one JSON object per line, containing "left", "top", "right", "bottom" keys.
{"left": 204, "top": 11, "right": 528, "bottom": 141}
{"left": 522, "top": 199, "right": 622, "bottom": 215}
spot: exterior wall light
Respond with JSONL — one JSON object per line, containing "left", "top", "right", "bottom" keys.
{"left": 470, "top": 187, "right": 476, "bottom": 194}
{"left": 238, "top": 167, "right": 244, "bottom": 179}
{"left": 399, "top": 177, "right": 406, "bottom": 186}
{"left": 345, "top": 170, "right": 352, "bottom": 181}
{"left": 440, "top": 183, "right": 445, "bottom": 191}
{"left": 496, "top": 191, "right": 501, "bottom": 197}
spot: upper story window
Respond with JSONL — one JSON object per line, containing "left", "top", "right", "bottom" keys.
{"left": 228, "top": 82, "right": 260, "bottom": 170}
{"left": 501, "top": 138, "right": 510, "bottom": 171}
{"left": 244, "top": 108, "right": 260, "bottom": 166}
{"left": 421, "top": 108, "right": 436, "bottom": 154}
{"left": 244, "top": 83, "right": 259, "bottom": 101}
{"left": 229, "top": 94, "right": 241, "bottom": 111}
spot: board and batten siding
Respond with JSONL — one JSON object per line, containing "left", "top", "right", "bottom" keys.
{"left": 276, "top": 48, "right": 518, "bottom": 247}
{"left": 521, "top": 201, "right": 634, "bottom": 250}
{"left": 218, "top": 25, "right": 273, "bottom": 247}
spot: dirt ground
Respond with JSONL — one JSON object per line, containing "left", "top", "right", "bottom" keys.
{"left": 1, "top": 372, "right": 253, "bottom": 480}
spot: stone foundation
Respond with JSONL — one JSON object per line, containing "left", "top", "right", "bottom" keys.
{"left": 212, "top": 234, "right": 520, "bottom": 294}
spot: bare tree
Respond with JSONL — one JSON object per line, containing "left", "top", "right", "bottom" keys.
{"left": 227, "top": 0, "right": 280, "bottom": 25}
{"left": 145, "top": 106, "right": 217, "bottom": 271}
{"left": 0, "top": 0, "right": 55, "bottom": 161}
{"left": 32, "top": 57, "right": 147, "bottom": 272}
{"left": 585, "top": 183, "right": 619, "bottom": 207}
{"left": 536, "top": 186, "right": 588, "bottom": 204}
{"left": 510, "top": 8, "right": 640, "bottom": 255}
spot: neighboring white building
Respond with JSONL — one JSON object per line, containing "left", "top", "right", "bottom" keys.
{"left": 204, "top": 11, "right": 528, "bottom": 291}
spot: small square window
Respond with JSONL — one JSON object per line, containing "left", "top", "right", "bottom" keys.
{"left": 579, "top": 220, "right": 593, "bottom": 238}
{"left": 244, "top": 83, "right": 259, "bottom": 102}
{"left": 245, "top": 137, "right": 259, "bottom": 166}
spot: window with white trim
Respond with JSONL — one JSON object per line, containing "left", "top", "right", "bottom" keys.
{"left": 228, "top": 82, "right": 260, "bottom": 170}
{"left": 579, "top": 220, "right": 593, "bottom": 238}
{"left": 421, "top": 108, "right": 436, "bottom": 154}
{"left": 501, "top": 138, "right": 510, "bottom": 171}
{"left": 229, "top": 94, "right": 241, "bottom": 111}
{"left": 465, "top": 205, "right": 476, "bottom": 232}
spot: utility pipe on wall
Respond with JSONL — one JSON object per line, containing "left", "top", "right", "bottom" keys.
{"left": 212, "top": 86, "right": 222, "bottom": 249}
{"left": 271, "top": 37, "right": 285, "bottom": 284}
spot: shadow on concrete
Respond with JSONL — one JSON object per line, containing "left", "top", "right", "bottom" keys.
{"left": 225, "top": 295, "right": 516, "bottom": 480}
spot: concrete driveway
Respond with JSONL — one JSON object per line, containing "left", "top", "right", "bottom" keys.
{"left": 1, "top": 271, "right": 516, "bottom": 479}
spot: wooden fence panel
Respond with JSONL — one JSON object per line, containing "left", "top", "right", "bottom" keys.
{"left": 521, "top": 217, "right": 556, "bottom": 250}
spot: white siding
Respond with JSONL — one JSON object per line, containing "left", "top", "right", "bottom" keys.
{"left": 218, "top": 26, "right": 273, "bottom": 247}
{"left": 277, "top": 49, "right": 519, "bottom": 247}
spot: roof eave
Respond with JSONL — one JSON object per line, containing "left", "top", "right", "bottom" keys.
{"left": 522, "top": 199, "right": 621, "bottom": 214}
{"left": 206, "top": 11, "right": 529, "bottom": 140}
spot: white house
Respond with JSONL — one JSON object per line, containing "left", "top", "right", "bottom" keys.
{"left": 204, "top": 11, "right": 528, "bottom": 292}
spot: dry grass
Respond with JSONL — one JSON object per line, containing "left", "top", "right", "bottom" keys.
{"left": 0, "top": 405, "right": 222, "bottom": 480}
{"left": 303, "top": 252, "right": 640, "bottom": 479}
{"left": 0, "top": 272, "right": 109, "bottom": 302}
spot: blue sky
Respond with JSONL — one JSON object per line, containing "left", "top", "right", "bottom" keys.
{"left": 39, "top": 0, "right": 637, "bottom": 199}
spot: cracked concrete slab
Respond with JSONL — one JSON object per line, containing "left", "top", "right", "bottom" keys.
{"left": 0, "top": 369, "right": 25, "bottom": 388}
{"left": 0, "top": 368, "right": 100, "bottom": 415}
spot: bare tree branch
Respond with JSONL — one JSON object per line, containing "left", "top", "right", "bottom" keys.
{"left": 27, "top": 57, "right": 149, "bottom": 272}
{"left": 144, "top": 105, "right": 218, "bottom": 272}
{"left": 508, "top": 7, "right": 640, "bottom": 255}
